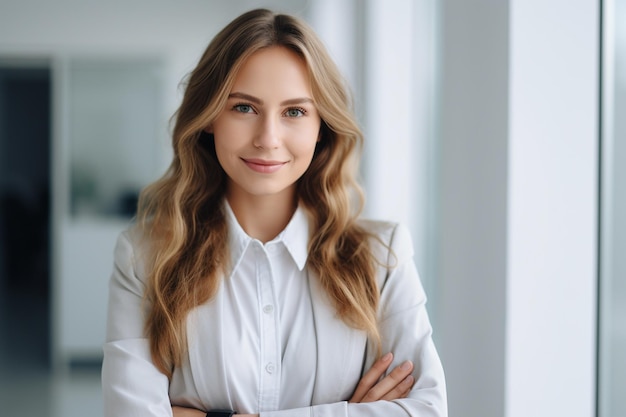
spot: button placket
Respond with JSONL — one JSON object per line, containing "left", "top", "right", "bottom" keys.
{"left": 256, "top": 243, "right": 280, "bottom": 411}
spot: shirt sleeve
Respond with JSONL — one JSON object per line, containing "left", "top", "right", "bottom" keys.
{"left": 260, "top": 223, "right": 447, "bottom": 417}
{"left": 101, "top": 231, "right": 173, "bottom": 417}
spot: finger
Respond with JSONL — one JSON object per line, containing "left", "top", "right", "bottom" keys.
{"left": 349, "top": 352, "right": 394, "bottom": 402}
{"left": 381, "top": 374, "right": 414, "bottom": 401}
{"left": 361, "top": 360, "right": 414, "bottom": 402}
{"left": 350, "top": 352, "right": 393, "bottom": 402}
{"left": 384, "top": 379, "right": 413, "bottom": 402}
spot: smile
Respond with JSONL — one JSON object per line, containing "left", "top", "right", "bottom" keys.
{"left": 242, "top": 158, "right": 287, "bottom": 173}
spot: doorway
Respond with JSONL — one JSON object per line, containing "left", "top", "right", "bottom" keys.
{"left": 0, "top": 64, "right": 52, "bottom": 370}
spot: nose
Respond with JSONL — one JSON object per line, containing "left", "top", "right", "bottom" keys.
{"left": 253, "top": 115, "right": 280, "bottom": 149}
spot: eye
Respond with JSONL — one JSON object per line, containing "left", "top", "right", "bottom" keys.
{"left": 233, "top": 103, "right": 255, "bottom": 114}
{"left": 284, "top": 107, "right": 306, "bottom": 118}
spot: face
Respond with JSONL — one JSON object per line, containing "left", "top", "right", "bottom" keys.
{"left": 209, "top": 46, "right": 321, "bottom": 206}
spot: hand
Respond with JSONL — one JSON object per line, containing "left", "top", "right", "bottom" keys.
{"left": 349, "top": 353, "right": 415, "bottom": 403}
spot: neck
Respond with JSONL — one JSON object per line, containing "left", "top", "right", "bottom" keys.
{"left": 226, "top": 189, "right": 297, "bottom": 243}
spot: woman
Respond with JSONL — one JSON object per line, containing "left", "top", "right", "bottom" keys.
{"left": 102, "top": 8, "right": 447, "bottom": 417}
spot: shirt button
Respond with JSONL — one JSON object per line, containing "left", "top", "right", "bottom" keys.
{"left": 265, "top": 362, "right": 275, "bottom": 374}
{"left": 263, "top": 305, "right": 274, "bottom": 314}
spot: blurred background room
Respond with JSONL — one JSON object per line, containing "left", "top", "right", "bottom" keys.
{"left": 0, "top": 0, "right": 623, "bottom": 416}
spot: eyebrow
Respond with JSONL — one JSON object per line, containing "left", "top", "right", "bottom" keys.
{"left": 228, "top": 92, "right": 314, "bottom": 106}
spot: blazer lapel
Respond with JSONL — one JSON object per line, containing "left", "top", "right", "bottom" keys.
{"left": 308, "top": 271, "right": 368, "bottom": 404}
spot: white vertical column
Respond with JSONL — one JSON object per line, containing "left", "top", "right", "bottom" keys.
{"left": 599, "top": 2, "right": 626, "bottom": 416}
{"left": 361, "top": 0, "right": 416, "bottom": 228}
{"left": 307, "top": 0, "right": 438, "bottom": 294}
{"left": 437, "top": 1, "right": 509, "bottom": 416}
{"left": 306, "top": 0, "right": 361, "bottom": 102}
{"left": 506, "top": 1, "right": 598, "bottom": 416}
{"left": 438, "top": 0, "right": 599, "bottom": 415}
{"left": 408, "top": 0, "right": 439, "bottom": 303}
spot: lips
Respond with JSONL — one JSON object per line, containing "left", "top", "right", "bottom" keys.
{"left": 242, "top": 158, "right": 287, "bottom": 173}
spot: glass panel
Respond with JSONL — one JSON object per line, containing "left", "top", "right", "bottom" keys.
{"left": 67, "top": 58, "right": 163, "bottom": 218}
{"left": 599, "top": 1, "right": 626, "bottom": 416}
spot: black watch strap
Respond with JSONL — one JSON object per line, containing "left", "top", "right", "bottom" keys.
{"left": 206, "top": 410, "right": 237, "bottom": 417}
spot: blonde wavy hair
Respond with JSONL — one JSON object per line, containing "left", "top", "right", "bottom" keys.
{"left": 138, "top": 8, "right": 380, "bottom": 377}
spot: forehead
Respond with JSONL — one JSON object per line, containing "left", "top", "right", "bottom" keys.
{"left": 230, "top": 46, "right": 313, "bottom": 98}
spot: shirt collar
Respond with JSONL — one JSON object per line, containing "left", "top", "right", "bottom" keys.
{"left": 224, "top": 200, "right": 310, "bottom": 274}
{"left": 279, "top": 205, "right": 310, "bottom": 271}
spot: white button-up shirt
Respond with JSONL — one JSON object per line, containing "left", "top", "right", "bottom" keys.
{"left": 215, "top": 203, "right": 317, "bottom": 412}
{"left": 102, "top": 204, "right": 447, "bottom": 417}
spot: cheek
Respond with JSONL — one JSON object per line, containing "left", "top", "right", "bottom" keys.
{"left": 212, "top": 134, "right": 241, "bottom": 172}
{"left": 293, "top": 122, "right": 322, "bottom": 159}
{"left": 293, "top": 136, "right": 319, "bottom": 162}
{"left": 213, "top": 123, "right": 246, "bottom": 154}
{"left": 212, "top": 136, "right": 228, "bottom": 160}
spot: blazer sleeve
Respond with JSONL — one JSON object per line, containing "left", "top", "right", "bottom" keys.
{"left": 101, "top": 231, "right": 173, "bottom": 417}
{"left": 260, "top": 222, "right": 447, "bottom": 417}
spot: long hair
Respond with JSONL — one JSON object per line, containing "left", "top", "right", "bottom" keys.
{"left": 138, "top": 8, "right": 380, "bottom": 377}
